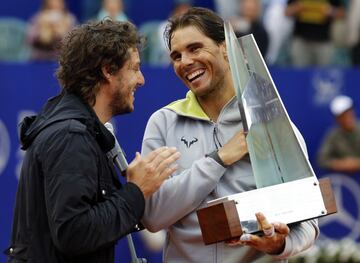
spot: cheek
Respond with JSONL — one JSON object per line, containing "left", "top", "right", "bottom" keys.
{"left": 173, "top": 64, "right": 183, "bottom": 78}
{"left": 214, "top": 59, "right": 228, "bottom": 75}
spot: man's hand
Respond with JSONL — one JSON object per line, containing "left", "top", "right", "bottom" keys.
{"left": 126, "top": 147, "right": 180, "bottom": 198}
{"left": 218, "top": 130, "right": 248, "bottom": 166}
{"left": 226, "top": 212, "right": 290, "bottom": 255}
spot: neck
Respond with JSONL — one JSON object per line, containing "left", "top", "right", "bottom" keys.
{"left": 198, "top": 74, "right": 236, "bottom": 122}
{"left": 92, "top": 86, "right": 111, "bottom": 124}
{"left": 93, "top": 104, "right": 110, "bottom": 124}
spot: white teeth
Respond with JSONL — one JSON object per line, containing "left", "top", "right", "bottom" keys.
{"left": 187, "top": 69, "right": 205, "bottom": 81}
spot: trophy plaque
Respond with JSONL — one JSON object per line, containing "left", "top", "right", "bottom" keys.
{"left": 196, "top": 22, "right": 337, "bottom": 245}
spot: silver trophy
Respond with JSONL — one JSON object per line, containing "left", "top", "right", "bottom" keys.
{"left": 197, "top": 22, "right": 336, "bottom": 244}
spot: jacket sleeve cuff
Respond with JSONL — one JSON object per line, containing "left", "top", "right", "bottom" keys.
{"left": 273, "top": 235, "right": 292, "bottom": 259}
{"left": 120, "top": 182, "right": 145, "bottom": 220}
{"left": 205, "top": 150, "right": 228, "bottom": 168}
{"left": 272, "top": 220, "right": 319, "bottom": 259}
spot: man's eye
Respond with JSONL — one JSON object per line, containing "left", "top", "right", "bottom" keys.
{"left": 190, "top": 46, "right": 200, "bottom": 52}
{"left": 172, "top": 54, "right": 181, "bottom": 61}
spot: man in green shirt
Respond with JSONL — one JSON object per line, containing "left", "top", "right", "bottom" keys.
{"left": 318, "top": 95, "right": 360, "bottom": 173}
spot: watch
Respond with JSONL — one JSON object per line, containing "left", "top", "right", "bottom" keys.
{"left": 205, "top": 150, "right": 228, "bottom": 168}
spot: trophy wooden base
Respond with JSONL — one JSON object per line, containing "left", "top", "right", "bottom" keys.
{"left": 196, "top": 178, "right": 337, "bottom": 245}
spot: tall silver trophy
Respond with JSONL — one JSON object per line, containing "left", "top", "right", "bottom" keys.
{"left": 197, "top": 22, "right": 336, "bottom": 245}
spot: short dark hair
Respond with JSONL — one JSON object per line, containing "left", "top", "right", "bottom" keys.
{"left": 164, "top": 7, "right": 224, "bottom": 50}
{"left": 56, "top": 19, "right": 144, "bottom": 106}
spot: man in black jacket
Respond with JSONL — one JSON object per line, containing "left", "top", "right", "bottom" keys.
{"left": 5, "top": 19, "right": 180, "bottom": 263}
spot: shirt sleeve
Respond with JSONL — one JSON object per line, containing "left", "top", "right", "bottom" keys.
{"left": 141, "top": 110, "right": 227, "bottom": 232}
{"left": 317, "top": 131, "right": 336, "bottom": 169}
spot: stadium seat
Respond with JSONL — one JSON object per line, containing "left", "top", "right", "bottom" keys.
{"left": 0, "top": 18, "right": 30, "bottom": 62}
{"left": 139, "top": 21, "right": 170, "bottom": 66}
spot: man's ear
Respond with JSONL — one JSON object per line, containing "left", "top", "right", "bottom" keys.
{"left": 101, "top": 66, "right": 112, "bottom": 81}
{"left": 220, "top": 42, "right": 228, "bottom": 61}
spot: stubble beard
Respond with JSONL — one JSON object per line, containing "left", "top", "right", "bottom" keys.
{"left": 196, "top": 73, "right": 226, "bottom": 101}
{"left": 109, "top": 87, "right": 133, "bottom": 116}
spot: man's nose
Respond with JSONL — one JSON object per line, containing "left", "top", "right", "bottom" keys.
{"left": 138, "top": 71, "right": 145, "bottom": 87}
{"left": 181, "top": 53, "right": 194, "bottom": 65}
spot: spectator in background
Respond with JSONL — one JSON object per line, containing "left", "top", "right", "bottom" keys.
{"left": 318, "top": 95, "right": 360, "bottom": 174}
{"left": 27, "top": 0, "right": 77, "bottom": 61}
{"left": 347, "top": 0, "right": 360, "bottom": 65}
{"left": 263, "top": 0, "right": 294, "bottom": 65}
{"left": 140, "top": 0, "right": 191, "bottom": 66}
{"left": 97, "top": 0, "right": 128, "bottom": 22}
{"left": 230, "top": 0, "right": 269, "bottom": 57}
{"left": 285, "top": 0, "right": 345, "bottom": 67}
{"left": 214, "top": 0, "right": 239, "bottom": 20}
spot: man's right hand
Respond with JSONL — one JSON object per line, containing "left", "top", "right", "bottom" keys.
{"left": 126, "top": 147, "right": 180, "bottom": 198}
{"left": 218, "top": 130, "right": 248, "bottom": 166}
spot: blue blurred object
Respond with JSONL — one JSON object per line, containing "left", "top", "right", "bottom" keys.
{"left": 0, "top": 0, "right": 214, "bottom": 26}
{"left": 139, "top": 21, "right": 170, "bottom": 66}
{"left": 0, "top": 18, "right": 30, "bottom": 62}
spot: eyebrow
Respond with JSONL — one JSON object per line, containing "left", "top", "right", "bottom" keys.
{"left": 128, "top": 61, "right": 141, "bottom": 69}
{"left": 170, "top": 42, "right": 203, "bottom": 60}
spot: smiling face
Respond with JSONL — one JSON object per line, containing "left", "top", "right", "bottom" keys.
{"left": 169, "top": 26, "right": 230, "bottom": 98}
{"left": 108, "top": 48, "right": 144, "bottom": 115}
{"left": 336, "top": 109, "right": 356, "bottom": 132}
{"left": 44, "top": 0, "right": 65, "bottom": 11}
{"left": 104, "top": 0, "right": 123, "bottom": 17}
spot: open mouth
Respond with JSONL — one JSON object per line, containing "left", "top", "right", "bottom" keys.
{"left": 131, "top": 89, "right": 136, "bottom": 98}
{"left": 131, "top": 86, "right": 138, "bottom": 96}
{"left": 186, "top": 69, "right": 205, "bottom": 82}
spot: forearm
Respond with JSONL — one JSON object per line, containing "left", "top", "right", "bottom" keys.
{"left": 328, "top": 158, "right": 360, "bottom": 173}
{"left": 142, "top": 156, "right": 226, "bottom": 232}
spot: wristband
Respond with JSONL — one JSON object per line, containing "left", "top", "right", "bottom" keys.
{"left": 205, "top": 150, "right": 228, "bottom": 168}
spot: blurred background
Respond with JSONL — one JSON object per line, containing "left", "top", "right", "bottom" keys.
{"left": 1, "top": 0, "right": 360, "bottom": 262}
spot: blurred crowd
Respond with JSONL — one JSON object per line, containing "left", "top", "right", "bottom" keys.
{"left": 0, "top": 0, "right": 359, "bottom": 67}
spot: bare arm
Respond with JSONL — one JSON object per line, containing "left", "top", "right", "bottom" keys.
{"left": 327, "top": 157, "right": 360, "bottom": 173}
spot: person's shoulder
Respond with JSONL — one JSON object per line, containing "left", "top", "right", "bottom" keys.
{"left": 148, "top": 107, "right": 178, "bottom": 123}
{"left": 324, "top": 126, "right": 342, "bottom": 139}
{"left": 67, "top": 119, "right": 87, "bottom": 133}
{"left": 50, "top": 119, "right": 87, "bottom": 133}
{"left": 38, "top": 119, "right": 90, "bottom": 144}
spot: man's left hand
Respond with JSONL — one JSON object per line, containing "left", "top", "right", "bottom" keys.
{"left": 226, "top": 212, "right": 290, "bottom": 255}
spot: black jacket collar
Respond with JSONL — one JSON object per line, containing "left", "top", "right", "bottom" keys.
{"left": 19, "top": 92, "right": 115, "bottom": 153}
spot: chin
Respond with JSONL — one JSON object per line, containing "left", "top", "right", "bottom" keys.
{"left": 113, "top": 106, "right": 133, "bottom": 116}
{"left": 123, "top": 107, "right": 134, "bottom": 114}
{"left": 191, "top": 87, "right": 209, "bottom": 97}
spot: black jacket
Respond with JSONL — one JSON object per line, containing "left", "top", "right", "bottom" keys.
{"left": 5, "top": 92, "right": 145, "bottom": 263}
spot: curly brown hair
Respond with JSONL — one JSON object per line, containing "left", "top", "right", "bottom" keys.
{"left": 56, "top": 19, "right": 144, "bottom": 106}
